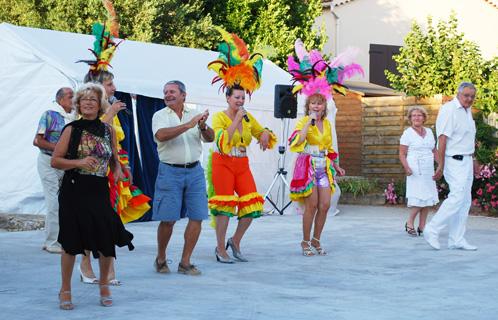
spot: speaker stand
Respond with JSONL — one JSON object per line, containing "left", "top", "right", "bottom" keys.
{"left": 263, "top": 119, "right": 292, "bottom": 215}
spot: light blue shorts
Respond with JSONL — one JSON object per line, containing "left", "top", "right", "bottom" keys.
{"left": 152, "top": 162, "right": 209, "bottom": 222}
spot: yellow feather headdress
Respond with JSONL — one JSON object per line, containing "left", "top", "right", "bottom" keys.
{"left": 77, "top": 0, "right": 123, "bottom": 75}
{"left": 207, "top": 27, "right": 264, "bottom": 96}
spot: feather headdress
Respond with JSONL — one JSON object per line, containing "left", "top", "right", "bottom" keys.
{"left": 77, "top": 0, "right": 123, "bottom": 75}
{"left": 207, "top": 27, "right": 264, "bottom": 96}
{"left": 287, "top": 39, "right": 364, "bottom": 99}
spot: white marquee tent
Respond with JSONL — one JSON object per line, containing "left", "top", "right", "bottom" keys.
{"left": 0, "top": 23, "right": 309, "bottom": 215}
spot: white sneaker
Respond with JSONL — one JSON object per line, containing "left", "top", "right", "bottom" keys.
{"left": 423, "top": 229, "right": 440, "bottom": 250}
{"left": 449, "top": 242, "right": 478, "bottom": 251}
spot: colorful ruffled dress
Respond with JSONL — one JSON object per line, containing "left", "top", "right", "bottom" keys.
{"left": 107, "top": 116, "right": 150, "bottom": 223}
{"left": 288, "top": 116, "right": 338, "bottom": 201}
{"left": 207, "top": 111, "right": 277, "bottom": 219}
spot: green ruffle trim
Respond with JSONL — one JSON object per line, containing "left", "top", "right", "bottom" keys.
{"left": 210, "top": 209, "right": 235, "bottom": 217}
{"left": 238, "top": 211, "right": 262, "bottom": 219}
{"left": 290, "top": 181, "right": 315, "bottom": 196}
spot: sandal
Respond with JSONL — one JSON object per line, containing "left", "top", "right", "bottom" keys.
{"left": 99, "top": 285, "right": 113, "bottom": 307}
{"left": 58, "top": 290, "right": 74, "bottom": 310}
{"left": 108, "top": 278, "right": 121, "bottom": 286}
{"left": 301, "top": 240, "right": 315, "bottom": 257}
{"left": 405, "top": 222, "right": 417, "bottom": 236}
{"left": 417, "top": 227, "right": 424, "bottom": 236}
{"left": 311, "top": 237, "right": 327, "bottom": 256}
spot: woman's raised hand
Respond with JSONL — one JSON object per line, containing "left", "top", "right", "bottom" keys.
{"left": 108, "top": 100, "right": 127, "bottom": 117}
{"left": 234, "top": 107, "right": 247, "bottom": 123}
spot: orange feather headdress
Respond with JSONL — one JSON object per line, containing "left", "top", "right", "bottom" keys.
{"left": 207, "top": 27, "right": 264, "bottom": 96}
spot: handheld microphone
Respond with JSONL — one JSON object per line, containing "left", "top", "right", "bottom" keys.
{"left": 109, "top": 96, "right": 132, "bottom": 115}
{"left": 241, "top": 107, "right": 250, "bottom": 122}
{"left": 311, "top": 112, "right": 316, "bottom": 126}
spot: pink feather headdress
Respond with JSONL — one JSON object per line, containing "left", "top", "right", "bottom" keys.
{"left": 287, "top": 39, "right": 364, "bottom": 99}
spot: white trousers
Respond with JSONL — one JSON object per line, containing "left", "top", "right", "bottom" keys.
{"left": 37, "top": 153, "right": 64, "bottom": 248}
{"left": 426, "top": 155, "right": 473, "bottom": 247}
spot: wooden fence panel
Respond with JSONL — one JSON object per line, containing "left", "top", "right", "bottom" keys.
{"left": 360, "top": 95, "right": 450, "bottom": 181}
{"left": 334, "top": 92, "right": 363, "bottom": 176}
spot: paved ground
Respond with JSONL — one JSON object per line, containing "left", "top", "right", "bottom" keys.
{"left": 1, "top": 205, "right": 497, "bottom": 320}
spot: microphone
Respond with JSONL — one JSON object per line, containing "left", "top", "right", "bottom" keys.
{"left": 109, "top": 96, "right": 131, "bottom": 115}
{"left": 310, "top": 112, "right": 316, "bottom": 126}
{"left": 241, "top": 107, "right": 250, "bottom": 122}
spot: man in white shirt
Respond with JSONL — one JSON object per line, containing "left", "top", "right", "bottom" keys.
{"left": 33, "top": 87, "right": 75, "bottom": 253}
{"left": 424, "top": 82, "right": 480, "bottom": 250}
{"left": 152, "top": 80, "right": 214, "bottom": 275}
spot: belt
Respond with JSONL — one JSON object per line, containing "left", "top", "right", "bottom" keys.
{"left": 164, "top": 161, "right": 199, "bottom": 169}
{"left": 448, "top": 154, "right": 472, "bottom": 161}
{"left": 227, "top": 147, "right": 247, "bottom": 158}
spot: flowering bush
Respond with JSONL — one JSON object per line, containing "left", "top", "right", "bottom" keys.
{"left": 472, "top": 164, "right": 498, "bottom": 212}
{"left": 384, "top": 180, "right": 398, "bottom": 204}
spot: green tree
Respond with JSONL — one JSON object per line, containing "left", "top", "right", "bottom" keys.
{"left": 1, "top": 0, "right": 326, "bottom": 66}
{"left": 1, "top": 0, "right": 218, "bottom": 47}
{"left": 386, "top": 13, "right": 497, "bottom": 114}
{"left": 206, "top": 0, "right": 326, "bottom": 66}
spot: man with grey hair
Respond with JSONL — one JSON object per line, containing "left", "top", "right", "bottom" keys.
{"left": 33, "top": 87, "right": 75, "bottom": 253}
{"left": 424, "top": 82, "right": 480, "bottom": 250}
{"left": 152, "top": 80, "right": 214, "bottom": 275}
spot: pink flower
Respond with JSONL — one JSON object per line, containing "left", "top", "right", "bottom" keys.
{"left": 484, "top": 205, "right": 489, "bottom": 211}
{"left": 472, "top": 199, "right": 479, "bottom": 206}
{"left": 476, "top": 188, "right": 483, "bottom": 196}
{"left": 491, "top": 201, "right": 497, "bottom": 208}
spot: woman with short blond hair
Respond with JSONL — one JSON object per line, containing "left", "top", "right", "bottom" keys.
{"left": 399, "top": 106, "right": 439, "bottom": 236}
{"left": 52, "top": 83, "right": 134, "bottom": 309}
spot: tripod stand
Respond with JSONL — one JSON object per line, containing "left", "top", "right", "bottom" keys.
{"left": 264, "top": 119, "right": 292, "bottom": 215}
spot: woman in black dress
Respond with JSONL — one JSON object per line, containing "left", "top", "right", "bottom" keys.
{"left": 51, "top": 83, "right": 134, "bottom": 309}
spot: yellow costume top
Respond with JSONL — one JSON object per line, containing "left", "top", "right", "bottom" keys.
{"left": 212, "top": 111, "right": 277, "bottom": 154}
{"left": 288, "top": 116, "right": 333, "bottom": 153}
{"left": 288, "top": 116, "right": 337, "bottom": 201}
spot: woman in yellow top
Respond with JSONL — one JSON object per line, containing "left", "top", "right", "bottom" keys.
{"left": 208, "top": 85, "right": 277, "bottom": 263}
{"left": 289, "top": 93, "right": 345, "bottom": 256}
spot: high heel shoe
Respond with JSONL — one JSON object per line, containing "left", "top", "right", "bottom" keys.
{"left": 311, "top": 237, "right": 327, "bottom": 256}
{"left": 226, "top": 238, "right": 248, "bottom": 262}
{"left": 405, "top": 222, "right": 417, "bottom": 236}
{"left": 58, "top": 290, "right": 74, "bottom": 310}
{"left": 78, "top": 266, "right": 98, "bottom": 284}
{"left": 301, "top": 240, "right": 315, "bottom": 257}
{"left": 417, "top": 227, "right": 423, "bottom": 236}
{"left": 215, "top": 247, "right": 235, "bottom": 264}
{"left": 99, "top": 285, "right": 113, "bottom": 307}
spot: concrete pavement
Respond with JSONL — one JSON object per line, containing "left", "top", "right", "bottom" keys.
{"left": 0, "top": 205, "right": 496, "bottom": 320}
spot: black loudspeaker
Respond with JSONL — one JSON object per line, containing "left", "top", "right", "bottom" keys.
{"left": 274, "top": 85, "right": 297, "bottom": 119}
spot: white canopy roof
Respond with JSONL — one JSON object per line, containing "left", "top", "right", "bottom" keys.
{"left": 0, "top": 23, "right": 298, "bottom": 214}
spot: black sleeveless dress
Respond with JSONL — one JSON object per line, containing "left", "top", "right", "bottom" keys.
{"left": 57, "top": 119, "right": 134, "bottom": 258}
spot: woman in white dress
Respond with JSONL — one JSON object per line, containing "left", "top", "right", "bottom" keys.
{"left": 399, "top": 106, "right": 439, "bottom": 236}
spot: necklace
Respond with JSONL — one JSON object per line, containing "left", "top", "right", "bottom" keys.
{"left": 412, "top": 126, "right": 425, "bottom": 137}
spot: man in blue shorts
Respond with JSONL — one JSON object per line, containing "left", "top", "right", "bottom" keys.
{"left": 152, "top": 80, "right": 214, "bottom": 275}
